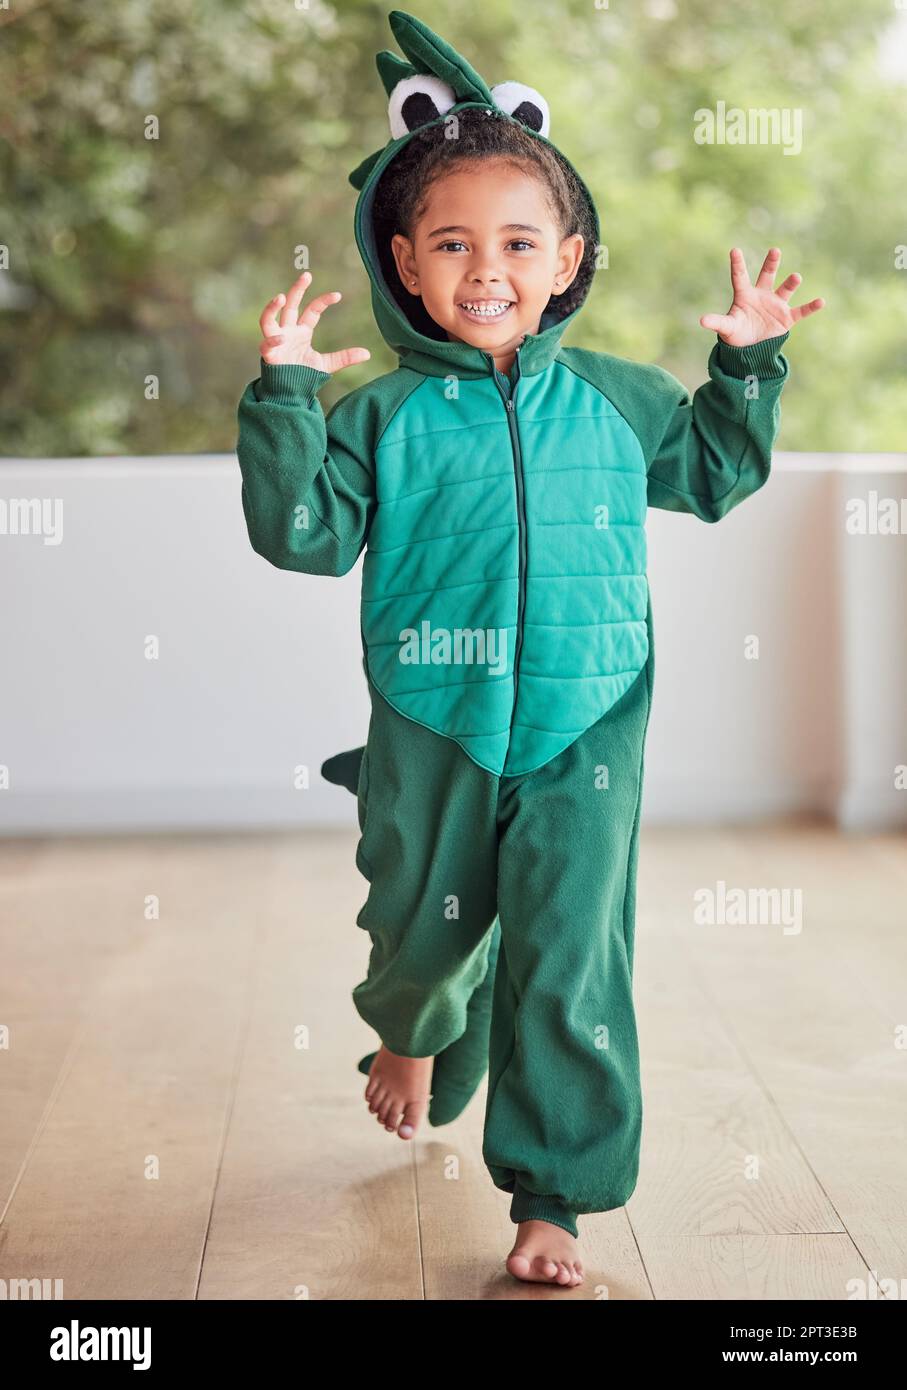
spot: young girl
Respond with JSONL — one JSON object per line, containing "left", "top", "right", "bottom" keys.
{"left": 236, "top": 10, "right": 823, "bottom": 1287}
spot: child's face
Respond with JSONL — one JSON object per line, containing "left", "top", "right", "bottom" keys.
{"left": 390, "top": 160, "right": 584, "bottom": 358}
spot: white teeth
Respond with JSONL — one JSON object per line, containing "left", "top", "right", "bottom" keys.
{"left": 459, "top": 301, "right": 512, "bottom": 316}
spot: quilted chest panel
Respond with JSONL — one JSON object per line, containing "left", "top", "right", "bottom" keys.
{"left": 361, "top": 365, "right": 649, "bottom": 777}
{"left": 505, "top": 362, "right": 649, "bottom": 773}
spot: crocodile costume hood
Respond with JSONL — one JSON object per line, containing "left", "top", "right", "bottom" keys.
{"left": 349, "top": 9, "right": 601, "bottom": 380}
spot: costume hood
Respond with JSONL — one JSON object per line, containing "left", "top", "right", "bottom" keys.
{"left": 351, "top": 10, "right": 601, "bottom": 380}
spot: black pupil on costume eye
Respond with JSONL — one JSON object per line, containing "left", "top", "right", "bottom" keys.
{"left": 512, "top": 100, "right": 543, "bottom": 132}
{"left": 401, "top": 91, "right": 442, "bottom": 131}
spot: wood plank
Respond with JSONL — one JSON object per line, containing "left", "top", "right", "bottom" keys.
{"left": 0, "top": 835, "right": 266, "bottom": 1298}
{"left": 416, "top": 1113, "right": 653, "bottom": 1299}
{"left": 636, "top": 821, "right": 905, "bottom": 1291}
{"left": 196, "top": 831, "right": 424, "bottom": 1299}
{"left": 641, "top": 1234, "right": 863, "bottom": 1300}
{"left": 0, "top": 837, "right": 154, "bottom": 1217}
{"left": 630, "top": 862, "right": 846, "bottom": 1240}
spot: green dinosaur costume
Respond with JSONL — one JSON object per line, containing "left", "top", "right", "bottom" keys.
{"left": 236, "top": 10, "right": 791, "bottom": 1238}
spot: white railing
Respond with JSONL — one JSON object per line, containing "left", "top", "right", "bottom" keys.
{"left": 1, "top": 453, "right": 905, "bottom": 834}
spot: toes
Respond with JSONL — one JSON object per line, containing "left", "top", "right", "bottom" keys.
{"left": 507, "top": 1238, "right": 583, "bottom": 1286}
{"left": 376, "top": 1094, "right": 398, "bottom": 1125}
{"left": 366, "top": 1082, "right": 426, "bottom": 1136}
{"left": 397, "top": 1099, "right": 426, "bottom": 1140}
{"left": 507, "top": 1253, "right": 532, "bottom": 1279}
{"left": 507, "top": 1250, "right": 583, "bottom": 1285}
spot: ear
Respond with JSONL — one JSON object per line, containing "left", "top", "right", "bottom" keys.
{"left": 490, "top": 81, "right": 550, "bottom": 138}
{"left": 388, "top": 73, "right": 458, "bottom": 139}
{"left": 389, "top": 232, "right": 420, "bottom": 294}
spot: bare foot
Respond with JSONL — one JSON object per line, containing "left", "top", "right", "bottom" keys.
{"left": 506, "top": 1220, "right": 584, "bottom": 1286}
{"left": 364, "top": 1044, "right": 433, "bottom": 1140}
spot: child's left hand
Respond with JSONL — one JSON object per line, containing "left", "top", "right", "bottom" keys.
{"left": 700, "top": 247, "right": 825, "bottom": 347}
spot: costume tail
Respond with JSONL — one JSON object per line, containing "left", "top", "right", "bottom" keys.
{"left": 320, "top": 746, "right": 365, "bottom": 796}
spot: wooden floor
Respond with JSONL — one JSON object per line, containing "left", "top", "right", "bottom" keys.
{"left": 0, "top": 820, "right": 905, "bottom": 1301}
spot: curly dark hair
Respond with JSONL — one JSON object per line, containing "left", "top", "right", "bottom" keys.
{"left": 370, "top": 105, "right": 598, "bottom": 338}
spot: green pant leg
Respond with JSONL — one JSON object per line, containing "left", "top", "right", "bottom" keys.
{"left": 483, "top": 646, "right": 654, "bottom": 1232}
{"left": 330, "top": 712, "right": 501, "bottom": 1122}
{"left": 352, "top": 682, "right": 499, "bottom": 1058}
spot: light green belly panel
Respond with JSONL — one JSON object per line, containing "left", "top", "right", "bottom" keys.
{"left": 361, "top": 365, "right": 649, "bottom": 777}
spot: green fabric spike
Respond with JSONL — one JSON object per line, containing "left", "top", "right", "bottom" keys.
{"left": 425, "top": 917, "right": 500, "bottom": 1125}
{"left": 376, "top": 48, "right": 415, "bottom": 97}
{"left": 321, "top": 746, "right": 364, "bottom": 794}
{"left": 388, "top": 10, "right": 494, "bottom": 104}
{"left": 348, "top": 150, "right": 383, "bottom": 192}
{"left": 348, "top": 12, "right": 497, "bottom": 188}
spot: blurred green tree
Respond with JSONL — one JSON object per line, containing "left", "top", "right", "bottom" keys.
{"left": 1, "top": 0, "right": 904, "bottom": 456}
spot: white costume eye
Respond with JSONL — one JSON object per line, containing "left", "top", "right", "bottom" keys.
{"left": 490, "top": 81, "right": 550, "bottom": 138}
{"left": 388, "top": 75, "right": 458, "bottom": 140}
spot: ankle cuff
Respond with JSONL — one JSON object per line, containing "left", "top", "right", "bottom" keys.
{"left": 510, "top": 1181, "right": 578, "bottom": 1238}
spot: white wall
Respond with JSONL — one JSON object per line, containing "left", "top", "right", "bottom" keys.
{"left": 1, "top": 453, "right": 905, "bottom": 834}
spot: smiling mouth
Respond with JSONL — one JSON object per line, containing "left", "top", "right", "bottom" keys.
{"left": 456, "top": 300, "right": 515, "bottom": 322}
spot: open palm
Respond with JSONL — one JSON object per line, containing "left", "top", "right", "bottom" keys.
{"left": 258, "top": 270, "right": 371, "bottom": 373}
{"left": 700, "top": 247, "right": 825, "bottom": 347}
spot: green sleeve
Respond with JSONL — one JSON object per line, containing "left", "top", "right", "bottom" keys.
{"left": 235, "top": 361, "right": 417, "bottom": 577}
{"left": 641, "top": 332, "right": 790, "bottom": 521}
{"left": 561, "top": 332, "right": 791, "bottom": 524}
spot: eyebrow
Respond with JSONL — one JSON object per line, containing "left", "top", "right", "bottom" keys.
{"left": 426, "top": 223, "right": 544, "bottom": 239}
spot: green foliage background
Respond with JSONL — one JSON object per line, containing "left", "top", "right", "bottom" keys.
{"left": 2, "top": 0, "right": 905, "bottom": 457}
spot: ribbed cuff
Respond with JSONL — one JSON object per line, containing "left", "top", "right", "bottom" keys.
{"left": 715, "top": 330, "right": 790, "bottom": 381}
{"left": 510, "top": 1181, "right": 579, "bottom": 1238}
{"left": 257, "top": 360, "right": 332, "bottom": 404}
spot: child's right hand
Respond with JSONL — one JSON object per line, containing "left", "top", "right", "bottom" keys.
{"left": 258, "top": 271, "right": 371, "bottom": 374}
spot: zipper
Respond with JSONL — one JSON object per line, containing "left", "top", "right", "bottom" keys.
{"left": 484, "top": 346, "right": 525, "bottom": 739}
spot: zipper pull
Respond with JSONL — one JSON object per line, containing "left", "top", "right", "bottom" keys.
{"left": 506, "top": 399, "right": 514, "bottom": 411}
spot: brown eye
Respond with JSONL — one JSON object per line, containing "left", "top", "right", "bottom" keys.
{"left": 388, "top": 75, "right": 457, "bottom": 139}
{"left": 490, "top": 81, "right": 550, "bottom": 138}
